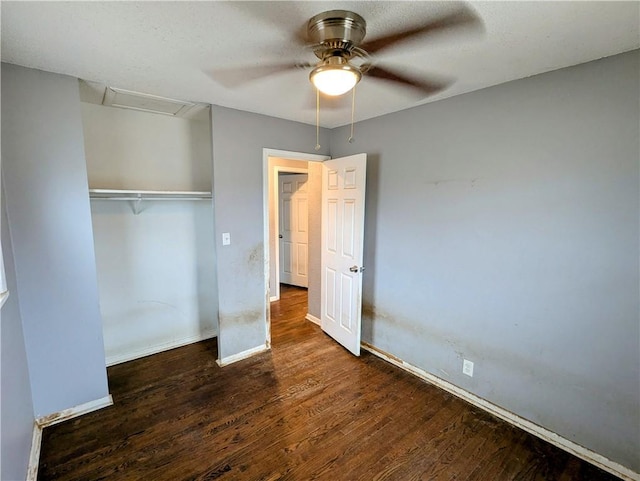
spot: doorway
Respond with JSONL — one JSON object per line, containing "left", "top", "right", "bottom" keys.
{"left": 263, "top": 149, "right": 368, "bottom": 356}
{"left": 262, "top": 149, "right": 329, "bottom": 347}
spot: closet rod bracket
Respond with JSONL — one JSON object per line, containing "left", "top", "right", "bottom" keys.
{"left": 132, "top": 195, "right": 143, "bottom": 215}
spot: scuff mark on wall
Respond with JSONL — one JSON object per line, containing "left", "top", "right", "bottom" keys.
{"left": 217, "top": 307, "right": 267, "bottom": 360}
{"left": 361, "top": 301, "right": 638, "bottom": 422}
{"left": 247, "top": 244, "right": 263, "bottom": 270}
{"left": 219, "top": 309, "right": 263, "bottom": 326}
{"left": 423, "top": 178, "right": 480, "bottom": 187}
{"left": 136, "top": 300, "right": 187, "bottom": 321}
{"left": 363, "top": 302, "right": 461, "bottom": 351}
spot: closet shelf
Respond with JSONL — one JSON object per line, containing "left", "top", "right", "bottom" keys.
{"left": 89, "top": 189, "right": 212, "bottom": 200}
{"left": 89, "top": 189, "right": 212, "bottom": 215}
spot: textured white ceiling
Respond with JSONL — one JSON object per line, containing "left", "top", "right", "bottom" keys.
{"left": 2, "top": 1, "right": 638, "bottom": 128}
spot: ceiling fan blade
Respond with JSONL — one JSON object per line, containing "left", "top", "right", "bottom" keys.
{"left": 206, "top": 62, "right": 311, "bottom": 89}
{"left": 360, "top": 6, "right": 483, "bottom": 55}
{"left": 366, "top": 65, "right": 452, "bottom": 96}
{"left": 228, "top": 2, "right": 309, "bottom": 46}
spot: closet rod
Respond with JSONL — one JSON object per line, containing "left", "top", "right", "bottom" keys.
{"left": 89, "top": 188, "right": 212, "bottom": 200}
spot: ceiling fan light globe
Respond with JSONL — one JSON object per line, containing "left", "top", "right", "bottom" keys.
{"left": 310, "top": 66, "right": 361, "bottom": 96}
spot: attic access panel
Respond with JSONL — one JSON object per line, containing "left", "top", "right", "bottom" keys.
{"left": 103, "top": 87, "right": 197, "bottom": 116}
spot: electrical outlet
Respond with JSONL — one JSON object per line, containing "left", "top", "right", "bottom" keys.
{"left": 222, "top": 233, "right": 231, "bottom": 246}
{"left": 463, "top": 359, "right": 474, "bottom": 377}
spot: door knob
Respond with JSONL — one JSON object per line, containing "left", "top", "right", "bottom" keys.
{"left": 279, "top": 234, "right": 283, "bottom": 238}
{"left": 350, "top": 266, "right": 365, "bottom": 273}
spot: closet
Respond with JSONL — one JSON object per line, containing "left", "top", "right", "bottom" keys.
{"left": 80, "top": 89, "right": 218, "bottom": 366}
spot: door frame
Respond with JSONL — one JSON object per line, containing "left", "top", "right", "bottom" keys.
{"left": 262, "top": 149, "right": 329, "bottom": 347}
{"left": 274, "top": 168, "right": 309, "bottom": 299}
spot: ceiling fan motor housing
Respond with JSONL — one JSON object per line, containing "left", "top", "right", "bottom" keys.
{"left": 308, "top": 10, "right": 367, "bottom": 58}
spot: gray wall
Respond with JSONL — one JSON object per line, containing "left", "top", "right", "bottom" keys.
{"left": 1, "top": 192, "right": 35, "bottom": 481}
{"left": 1, "top": 64, "right": 109, "bottom": 417}
{"left": 330, "top": 50, "right": 640, "bottom": 472}
{"left": 210, "top": 106, "right": 329, "bottom": 360}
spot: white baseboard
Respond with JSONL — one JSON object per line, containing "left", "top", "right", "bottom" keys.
{"left": 36, "top": 395, "right": 114, "bottom": 428}
{"left": 361, "top": 342, "right": 639, "bottom": 481}
{"left": 27, "top": 395, "right": 113, "bottom": 480}
{"left": 106, "top": 330, "right": 217, "bottom": 367}
{"left": 26, "top": 423, "right": 42, "bottom": 481}
{"left": 270, "top": 295, "right": 278, "bottom": 302}
{"left": 305, "top": 313, "right": 321, "bottom": 326}
{"left": 217, "top": 343, "right": 269, "bottom": 367}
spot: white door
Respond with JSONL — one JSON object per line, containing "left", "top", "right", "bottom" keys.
{"left": 321, "top": 153, "right": 367, "bottom": 355}
{"left": 279, "top": 174, "right": 309, "bottom": 287}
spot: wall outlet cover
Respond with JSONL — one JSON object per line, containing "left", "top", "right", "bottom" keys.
{"left": 463, "top": 359, "right": 474, "bottom": 377}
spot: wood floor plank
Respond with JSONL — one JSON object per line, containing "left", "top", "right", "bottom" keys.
{"left": 38, "top": 285, "right": 622, "bottom": 480}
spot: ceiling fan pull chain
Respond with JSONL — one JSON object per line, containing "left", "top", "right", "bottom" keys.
{"left": 315, "top": 89, "right": 321, "bottom": 151}
{"left": 348, "top": 85, "right": 357, "bottom": 143}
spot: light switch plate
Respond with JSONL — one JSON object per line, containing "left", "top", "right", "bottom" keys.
{"left": 222, "top": 233, "right": 231, "bottom": 245}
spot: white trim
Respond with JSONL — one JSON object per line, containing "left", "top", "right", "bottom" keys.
{"left": 217, "top": 343, "right": 269, "bottom": 367}
{"left": 361, "top": 342, "right": 639, "bottom": 481}
{"left": 262, "top": 148, "right": 329, "bottom": 349}
{"left": 27, "top": 395, "right": 113, "bottom": 479}
{"left": 26, "top": 423, "right": 43, "bottom": 481}
{"left": 269, "top": 295, "right": 278, "bottom": 302}
{"left": 262, "top": 149, "right": 330, "bottom": 163}
{"left": 36, "top": 395, "right": 114, "bottom": 428}
{"left": 0, "top": 238, "right": 7, "bottom": 295}
{"left": 0, "top": 290, "right": 9, "bottom": 309}
{"left": 305, "top": 313, "right": 321, "bottom": 326}
{"left": 105, "top": 329, "right": 217, "bottom": 366}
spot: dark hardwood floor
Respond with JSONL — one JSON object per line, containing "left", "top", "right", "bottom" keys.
{"left": 38, "top": 285, "right": 620, "bottom": 480}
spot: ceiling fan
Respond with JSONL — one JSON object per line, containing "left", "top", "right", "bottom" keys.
{"left": 210, "top": 5, "right": 482, "bottom": 146}
{"left": 212, "top": 5, "right": 483, "bottom": 99}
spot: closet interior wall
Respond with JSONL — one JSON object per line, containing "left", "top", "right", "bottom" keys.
{"left": 81, "top": 102, "right": 218, "bottom": 366}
